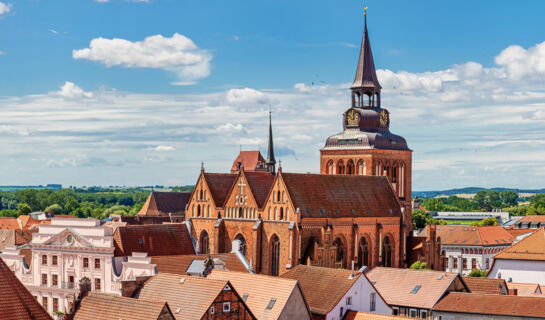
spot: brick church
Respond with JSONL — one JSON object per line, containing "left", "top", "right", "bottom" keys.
{"left": 186, "top": 13, "right": 412, "bottom": 276}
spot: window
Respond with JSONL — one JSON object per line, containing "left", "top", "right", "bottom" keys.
{"left": 95, "top": 258, "right": 100, "bottom": 269}
{"left": 95, "top": 278, "right": 101, "bottom": 291}
{"left": 382, "top": 236, "right": 393, "bottom": 267}
{"left": 42, "top": 297, "right": 48, "bottom": 311}
{"left": 346, "top": 296, "right": 352, "bottom": 305}
{"left": 485, "top": 258, "right": 490, "bottom": 269}
{"left": 453, "top": 258, "right": 458, "bottom": 269}
{"left": 200, "top": 231, "right": 210, "bottom": 255}
{"left": 53, "top": 298, "right": 58, "bottom": 312}
{"left": 420, "top": 310, "right": 428, "bottom": 318}
{"left": 392, "top": 308, "right": 399, "bottom": 315}
{"left": 52, "top": 255, "right": 57, "bottom": 266}
{"left": 222, "top": 302, "right": 231, "bottom": 313}
{"left": 370, "top": 292, "right": 376, "bottom": 311}
{"left": 463, "top": 258, "right": 467, "bottom": 270}
{"left": 410, "top": 285, "right": 421, "bottom": 294}
{"left": 42, "top": 255, "right": 47, "bottom": 265}
{"left": 340, "top": 307, "right": 344, "bottom": 319}
{"left": 270, "top": 236, "right": 280, "bottom": 276}
{"left": 52, "top": 274, "right": 58, "bottom": 287}
{"left": 210, "top": 306, "right": 215, "bottom": 314}
{"left": 409, "top": 309, "right": 417, "bottom": 317}
{"left": 83, "top": 257, "right": 89, "bottom": 268}
{"left": 471, "top": 258, "right": 477, "bottom": 270}
{"left": 41, "top": 274, "right": 48, "bottom": 286}
{"left": 358, "top": 237, "right": 370, "bottom": 268}
{"left": 266, "top": 298, "right": 276, "bottom": 310}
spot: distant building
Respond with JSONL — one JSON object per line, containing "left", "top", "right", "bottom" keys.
{"left": 230, "top": 150, "right": 268, "bottom": 173}
{"left": 506, "top": 282, "right": 543, "bottom": 297}
{"left": 111, "top": 191, "right": 190, "bottom": 225}
{"left": 428, "top": 210, "right": 511, "bottom": 225}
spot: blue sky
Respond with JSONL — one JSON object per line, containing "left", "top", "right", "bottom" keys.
{"left": 1, "top": 0, "right": 545, "bottom": 190}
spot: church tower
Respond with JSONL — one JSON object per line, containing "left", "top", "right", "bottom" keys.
{"left": 320, "top": 11, "right": 413, "bottom": 229}
{"left": 266, "top": 109, "right": 276, "bottom": 175}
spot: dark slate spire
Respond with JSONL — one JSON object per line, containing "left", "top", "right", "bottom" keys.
{"left": 351, "top": 9, "right": 382, "bottom": 108}
{"left": 266, "top": 108, "right": 276, "bottom": 175}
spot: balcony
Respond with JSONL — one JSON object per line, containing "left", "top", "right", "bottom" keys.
{"left": 61, "top": 282, "right": 77, "bottom": 290}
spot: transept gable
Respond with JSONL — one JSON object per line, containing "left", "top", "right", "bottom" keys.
{"left": 42, "top": 228, "right": 94, "bottom": 248}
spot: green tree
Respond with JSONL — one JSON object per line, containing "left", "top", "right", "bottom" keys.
{"left": 468, "top": 269, "right": 487, "bottom": 277}
{"left": 501, "top": 190, "right": 518, "bottom": 207}
{"left": 17, "top": 202, "right": 32, "bottom": 215}
{"left": 421, "top": 198, "right": 446, "bottom": 211}
{"left": 44, "top": 204, "right": 62, "bottom": 214}
{"left": 0, "top": 209, "right": 18, "bottom": 217}
{"left": 480, "top": 217, "right": 498, "bottom": 226}
{"left": 410, "top": 261, "right": 429, "bottom": 270}
{"left": 412, "top": 210, "right": 431, "bottom": 229}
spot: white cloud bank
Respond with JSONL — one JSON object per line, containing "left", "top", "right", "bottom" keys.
{"left": 56, "top": 81, "right": 93, "bottom": 99}
{"left": 73, "top": 33, "right": 211, "bottom": 82}
{"left": 0, "top": 2, "right": 11, "bottom": 17}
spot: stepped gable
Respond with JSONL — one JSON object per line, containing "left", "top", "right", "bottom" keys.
{"left": 203, "top": 172, "right": 237, "bottom": 207}
{"left": 281, "top": 172, "right": 401, "bottom": 218}
{"left": 0, "top": 257, "right": 52, "bottom": 320}
{"left": 113, "top": 224, "right": 195, "bottom": 257}
{"left": 138, "top": 191, "right": 191, "bottom": 216}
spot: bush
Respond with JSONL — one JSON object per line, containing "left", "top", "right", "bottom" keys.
{"left": 468, "top": 269, "right": 487, "bottom": 277}
{"left": 410, "top": 261, "right": 429, "bottom": 270}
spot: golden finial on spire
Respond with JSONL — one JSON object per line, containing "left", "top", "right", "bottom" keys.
{"left": 364, "top": 5, "right": 368, "bottom": 16}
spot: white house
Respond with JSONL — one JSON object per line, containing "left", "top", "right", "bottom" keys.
{"left": 280, "top": 264, "right": 391, "bottom": 320}
{"left": 489, "top": 227, "right": 545, "bottom": 285}
{"left": 0, "top": 218, "right": 157, "bottom": 317}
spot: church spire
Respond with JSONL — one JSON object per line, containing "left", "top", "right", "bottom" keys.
{"left": 266, "top": 106, "right": 276, "bottom": 175}
{"left": 351, "top": 6, "right": 381, "bottom": 108}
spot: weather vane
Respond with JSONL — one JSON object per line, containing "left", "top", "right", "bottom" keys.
{"left": 364, "top": 5, "right": 368, "bottom": 16}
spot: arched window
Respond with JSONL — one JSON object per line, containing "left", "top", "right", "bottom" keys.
{"left": 238, "top": 207, "right": 243, "bottom": 218}
{"left": 277, "top": 190, "right": 281, "bottom": 203}
{"left": 347, "top": 160, "right": 355, "bottom": 175}
{"left": 357, "top": 160, "right": 365, "bottom": 175}
{"left": 207, "top": 205, "right": 211, "bottom": 217}
{"left": 204, "top": 190, "right": 207, "bottom": 200}
{"left": 337, "top": 160, "right": 345, "bottom": 175}
{"left": 200, "top": 231, "right": 209, "bottom": 254}
{"left": 327, "top": 161, "right": 335, "bottom": 174}
{"left": 271, "top": 235, "right": 280, "bottom": 276}
{"left": 358, "top": 237, "right": 370, "bottom": 268}
{"left": 333, "top": 237, "right": 345, "bottom": 268}
{"left": 197, "top": 205, "right": 201, "bottom": 217}
{"left": 279, "top": 207, "right": 284, "bottom": 220}
{"left": 382, "top": 236, "right": 393, "bottom": 267}
{"left": 200, "top": 189, "right": 203, "bottom": 200}
{"left": 235, "top": 234, "right": 247, "bottom": 257}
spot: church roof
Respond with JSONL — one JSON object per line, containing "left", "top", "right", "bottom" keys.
{"left": 113, "top": 223, "right": 195, "bottom": 257}
{"left": 203, "top": 172, "right": 238, "bottom": 208}
{"left": 230, "top": 150, "right": 266, "bottom": 173}
{"left": 138, "top": 191, "right": 190, "bottom": 216}
{"left": 281, "top": 173, "right": 401, "bottom": 218}
{"left": 0, "top": 257, "right": 52, "bottom": 320}
{"left": 245, "top": 171, "right": 275, "bottom": 208}
{"left": 323, "top": 127, "right": 409, "bottom": 151}
{"left": 351, "top": 16, "right": 381, "bottom": 92}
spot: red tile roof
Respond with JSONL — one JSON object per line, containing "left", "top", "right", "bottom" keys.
{"left": 366, "top": 267, "right": 466, "bottom": 309}
{"left": 280, "top": 265, "right": 361, "bottom": 315}
{"left": 0, "top": 229, "right": 32, "bottom": 251}
{"left": 494, "top": 228, "right": 545, "bottom": 261}
{"left": 203, "top": 173, "right": 237, "bottom": 207}
{"left": 433, "top": 292, "right": 545, "bottom": 317}
{"left": 506, "top": 282, "right": 542, "bottom": 296}
{"left": 138, "top": 191, "right": 190, "bottom": 216}
{"left": 74, "top": 292, "right": 171, "bottom": 320}
{"left": 462, "top": 277, "right": 507, "bottom": 295}
{"left": 113, "top": 223, "right": 195, "bottom": 257}
{"left": 506, "top": 228, "right": 535, "bottom": 237}
{"left": 509, "top": 215, "right": 545, "bottom": 229}
{"left": 344, "top": 311, "right": 412, "bottom": 320}
{"left": 151, "top": 253, "right": 248, "bottom": 274}
{"left": 0, "top": 217, "right": 21, "bottom": 229}
{"left": 231, "top": 150, "right": 266, "bottom": 173}
{"left": 431, "top": 225, "right": 514, "bottom": 246}
{"left": 0, "top": 257, "right": 52, "bottom": 320}
{"left": 244, "top": 171, "right": 274, "bottom": 208}
{"left": 281, "top": 172, "right": 401, "bottom": 218}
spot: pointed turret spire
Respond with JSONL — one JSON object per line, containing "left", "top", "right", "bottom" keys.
{"left": 266, "top": 106, "right": 276, "bottom": 175}
{"left": 351, "top": 7, "right": 381, "bottom": 108}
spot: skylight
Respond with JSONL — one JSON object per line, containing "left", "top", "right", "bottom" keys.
{"left": 437, "top": 274, "right": 444, "bottom": 280}
{"left": 266, "top": 298, "right": 277, "bottom": 310}
{"left": 410, "top": 285, "right": 421, "bottom": 294}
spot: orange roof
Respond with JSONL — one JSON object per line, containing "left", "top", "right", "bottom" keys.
{"left": 0, "top": 257, "right": 52, "bottom": 320}
{"left": 16, "top": 215, "right": 39, "bottom": 229}
{"left": 152, "top": 254, "right": 248, "bottom": 274}
{"left": 138, "top": 191, "right": 190, "bottom": 216}
{"left": 74, "top": 292, "right": 171, "bottom": 320}
{"left": 344, "top": 311, "right": 412, "bottom": 320}
{"left": 0, "top": 229, "right": 32, "bottom": 251}
{"left": 433, "top": 292, "right": 545, "bottom": 317}
{"left": 506, "top": 228, "right": 536, "bottom": 237}
{"left": 230, "top": 150, "right": 267, "bottom": 173}
{"left": 509, "top": 215, "right": 545, "bottom": 229}
{"left": 208, "top": 269, "right": 311, "bottom": 320}
{"left": 507, "top": 282, "right": 542, "bottom": 296}
{"left": 113, "top": 224, "right": 195, "bottom": 257}
{"left": 280, "top": 265, "right": 362, "bottom": 315}
{"left": 366, "top": 267, "right": 466, "bottom": 309}
{"left": 138, "top": 273, "right": 253, "bottom": 319}
{"left": 431, "top": 225, "right": 513, "bottom": 246}
{"left": 0, "top": 217, "right": 21, "bottom": 230}
{"left": 462, "top": 277, "right": 507, "bottom": 295}
{"left": 494, "top": 228, "right": 545, "bottom": 261}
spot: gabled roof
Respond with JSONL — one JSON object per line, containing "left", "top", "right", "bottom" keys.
{"left": 433, "top": 292, "right": 545, "bottom": 318}
{"left": 138, "top": 273, "right": 253, "bottom": 319}
{"left": 138, "top": 191, "right": 190, "bottom": 216}
{"left": 366, "top": 267, "right": 465, "bottom": 309}
{"left": 462, "top": 276, "right": 507, "bottom": 295}
{"left": 280, "top": 265, "right": 362, "bottom": 315}
{"left": 151, "top": 253, "right": 248, "bottom": 274}
{"left": 0, "top": 257, "right": 52, "bottom": 320}
{"left": 281, "top": 173, "right": 401, "bottom": 218}
{"left": 113, "top": 224, "right": 195, "bottom": 257}
{"left": 0, "top": 229, "right": 32, "bottom": 251}
{"left": 74, "top": 292, "right": 171, "bottom": 320}
{"left": 203, "top": 172, "right": 237, "bottom": 207}
{"left": 0, "top": 217, "right": 21, "bottom": 229}
{"left": 244, "top": 171, "right": 274, "bottom": 208}
{"left": 208, "top": 269, "right": 310, "bottom": 320}
{"left": 344, "top": 311, "right": 412, "bottom": 320}
{"left": 431, "top": 225, "right": 514, "bottom": 246}
{"left": 507, "top": 282, "right": 542, "bottom": 296}
{"left": 231, "top": 150, "right": 267, "bottom": 173}
{"left": 509, "top": 215, "right": 545, "bottom": 228}
{"left": 494, "top": 228, "right": 545, "bottom": 261}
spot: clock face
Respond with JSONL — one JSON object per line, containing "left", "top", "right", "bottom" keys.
{"left": 346, "top": 109, "right": 359, "bottom": 126}
{"left": 380, "top": 109, "right": 389, "bottom": 126}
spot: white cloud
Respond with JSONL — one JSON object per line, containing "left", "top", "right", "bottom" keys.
{"left": 230, "top": 35, "right": 240, "bottom": 41}
{"left": 225, "top": 88, "right": 265, "bottom": 104}
{"left": 0, "top": 2, "right": 11, "bottom": 17}
{"left": 153, "top": 145, "right": 175, "bottom": 152}
{"left": 216, "top": 123, "right": 243, "bottom": 134}
{"left": 73, "top": 33, "right": 211, "bottom": 82}
{"left": 47, "top": 155, "right": 90, "bottom": 168}
{"left": 56, "top": 81, "right": 93, "bottom": 99}
{"left": 50, "top": 29, "right": 59, "bottom": 34}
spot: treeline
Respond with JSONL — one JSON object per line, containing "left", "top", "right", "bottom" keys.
{"left": 0, "top": 188, "right": 151, "bottom": 220}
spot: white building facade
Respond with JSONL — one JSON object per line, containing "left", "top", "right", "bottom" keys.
{"left": 0, "top": 218, "right": 156, "bottom": 317}
{"left": 443, "top": 244, "right": 510, "bottom": 276}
